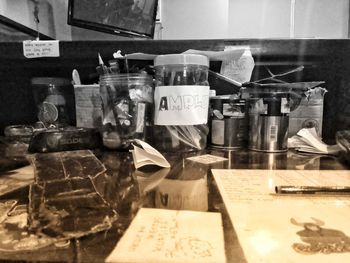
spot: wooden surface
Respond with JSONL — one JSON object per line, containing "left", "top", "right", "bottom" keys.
{"left": 0, "top": 147, "right": 349, "bottom": 262}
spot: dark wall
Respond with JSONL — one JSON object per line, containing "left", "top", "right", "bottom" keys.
{"left": 1, "top": 39, "right": 350, "bottom": 142}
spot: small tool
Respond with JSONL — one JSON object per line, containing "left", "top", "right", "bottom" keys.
{"left": 96, "top": 53, "right": 109, "bottom": 75}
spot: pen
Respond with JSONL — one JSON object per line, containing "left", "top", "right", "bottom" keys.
{"left": 275, "top": 185, "right": 350, "bottom": 195}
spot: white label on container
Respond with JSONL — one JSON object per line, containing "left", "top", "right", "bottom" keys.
{"left": 269, "top": 125, "right": 278, "bottom": 142}
{"left": 23, "top": 40, "right": 60, "bottom": 58}
{"left": 154, "top": 85, "right": 209, "bottom": 125}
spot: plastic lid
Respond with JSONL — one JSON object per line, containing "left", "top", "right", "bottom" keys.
{"left": 100, "top": 73, "right": 152, "bottom": 83}
{"left": 154, "top": 54, "right": 209, "bottom": 67}
{"left": 31, "top": 77, "right": 71, "bottom": 86}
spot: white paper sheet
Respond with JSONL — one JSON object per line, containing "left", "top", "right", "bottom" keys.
{"left": 212, "top": 169, "right": 350, "bottom": 263}
{"left": 23, "top": 40, "right": 59, "bottom": 58}
{"left": 154, "top": 85, "right": 209, "bottom": 125}
{"left": 106, "top": 208, "right": 226, "bottom": 263}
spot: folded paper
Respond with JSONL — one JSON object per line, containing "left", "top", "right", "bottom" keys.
{"left": 288, "top": 127, "right": 340, "bottom": 155}
{"left": 130, "top": 139, "right": 171, "bottom": 169}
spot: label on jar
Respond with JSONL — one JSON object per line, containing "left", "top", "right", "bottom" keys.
{"left": 154, "top": 85, "right": 210, "bottom": 125}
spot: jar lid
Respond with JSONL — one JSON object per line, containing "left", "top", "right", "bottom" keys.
{"left": 154, "top": 54, "right": 209, "bottom": 67}
{"left": 100, "top": 73, "right": 153, "bottom": 83}
{"left": 31, "top": 77, "right": 71, "bottom": 86}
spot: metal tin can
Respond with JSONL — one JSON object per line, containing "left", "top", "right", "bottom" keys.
{"left": 247, "top": 94, "right": 290, "bottom": 152}
{"left": 209, "top": 97, "right": 247, "bottom": 149}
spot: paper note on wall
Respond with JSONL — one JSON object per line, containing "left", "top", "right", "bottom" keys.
{"left": 23, "top": 40, "right": 59, "bottom": 58}
{"left": 106, "top": 208, "right": 226, "bottom": 263}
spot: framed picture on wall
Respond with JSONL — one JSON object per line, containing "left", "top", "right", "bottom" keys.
{"left": 67, "top": 0, "right": 159, "bottom": 39}
{"left": 0, "top": 15, "right": 53, "bottom": 41}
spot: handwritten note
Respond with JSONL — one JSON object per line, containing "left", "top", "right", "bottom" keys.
{"left": 23, "top": 40, "right": 59, "bottom": 58}
{"left": 106, "top": 208, "right": 226, "bottom": 263}
{"left": 212, "top": 169, "right": 350, "bottom": 263}
{"left": 212, "top": 169, "right": 350, "bottom": 204}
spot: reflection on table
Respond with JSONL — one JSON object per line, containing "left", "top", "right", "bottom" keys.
{"left": 0, "top": 146, "right": 348, "bottom": 263}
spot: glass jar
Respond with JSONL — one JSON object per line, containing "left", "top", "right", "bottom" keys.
{"left": 31, "top": 77, "right": 75, "bottom": 127}
{"left": 99, "top": 73, "right": 154, "bottom": 150}
{"left": 153, "top": 54, "right": 210, "bottom": 152}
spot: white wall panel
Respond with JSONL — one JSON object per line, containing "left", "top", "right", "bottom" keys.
{"left": 161, "top": 0, "right": 229, "bottom": 39}
{"left": 295, "top": 0, "right": 348, "bottom": 38}
{"left": 228, "top": 0, "right": 291, "bottom": 38}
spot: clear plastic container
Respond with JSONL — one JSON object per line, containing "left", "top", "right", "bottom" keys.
{"left": 153, "top": 54, "right": 210, "bottom": 152}
{"left": 31, "top": 77, "right": 75, "bottom": 127}
{"left": 99, "top": 73, "right": 154, "bottom": 150}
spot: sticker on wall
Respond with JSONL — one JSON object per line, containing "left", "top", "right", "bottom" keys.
{"left": 23, "top": 40, "right": 60, "bottom": 58}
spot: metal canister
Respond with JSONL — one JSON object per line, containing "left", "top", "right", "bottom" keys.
{"left": 248, "top": 94, "right": 290, "bottom": 152}
{"left": 209, "top": 97, "right": 247, "bottom": 149}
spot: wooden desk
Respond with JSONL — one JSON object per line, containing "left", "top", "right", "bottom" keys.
{"left": 0, "top": 148, "right": 348, "bottom": 262}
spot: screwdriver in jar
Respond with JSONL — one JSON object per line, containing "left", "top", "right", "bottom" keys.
{"left": 96, "top": 53, "right": 109, "bottom": 75}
